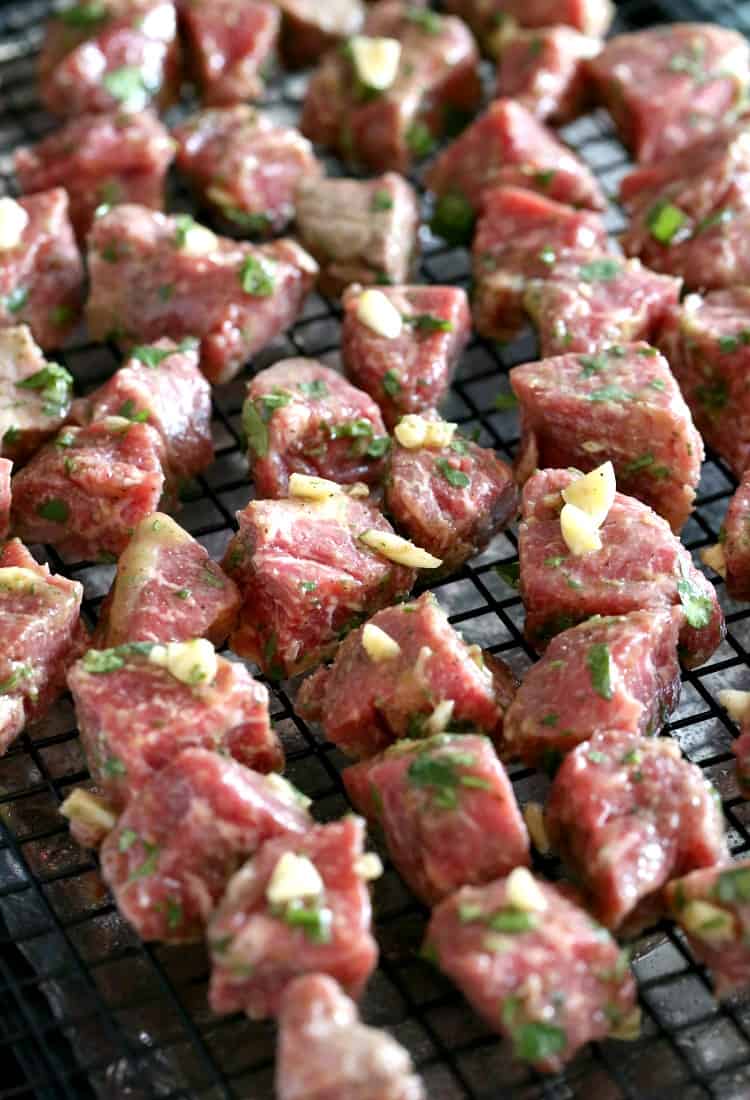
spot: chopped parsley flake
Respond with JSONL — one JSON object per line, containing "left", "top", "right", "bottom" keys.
{"left": 587, "top": 643, "right": 613, "bottom": 701}
{"left": 676, "top": 568, "right": 714, "bottom": 629}
{"left": 16, "top": 363, "right": 73, "bottom": 417}
{"left": 646, "top": 200, "right": 687, "bottom": 244}
{"left": 435, "top": 457, "right": 470, "bottom": 488}
{"left": 103, "top": 65, "right": 156, "bottom": 111}
{"left": 299, "top": 379, "right": 329, "bottom": 399}
{"left": 239, "top": 255, "right": 276, "bottom": 296}
{"left": 430, "top": 191, "right": 475, "bottom": 245}
{"left": 407, "top": 748, "right": 480, "bottom": 811}
{"left": 4, "top": 287, "right": 28, "bottom": 314}
{"left": 58, "top": 2, "right": 107, "bottom": 27}
{"left": 370, "top": 190, "right": 394, "bottom": 213}
{"left": 579, "top": 259, "right": 621, "bottom": 283}
{"left": 495, "top": 561, "right": 520, "bottom": 588}
{"left": 405, "top": 122, "right": 436, "bottom": 158}
{"left": 405, "top": 313, "right": 454, "bottom": 334}
{"left": 383, "top": 369, "right": 401, "bottom": 397}
{"left": 37, "top": 498, "right": 69, "bottom": 523}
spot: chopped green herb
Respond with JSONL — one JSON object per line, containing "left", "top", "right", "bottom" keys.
{"left": 676, "top": 569, "right": 714, "bottom": 629}
{"left": 541, "top": 713, "right": 559, "bottom": 727}
{"left": 535, "top": 169, "right": 556, "bottom": 188}
{"left": 715, "top": 866, "right": 750, "bottom": 903}
{"left": 129, "top": 840, "right": 160, "bottom": 880}
{"left": 220, "top": 208, "right": 272, "bottom": 235}
{"left": 201, "top": 567, "right": 225, "bottom": 589}
{"left": 621, "top": 452, "right": 656, "bottom": 476}
{"left": 405, "top": 7, "right": 442, "bottom": 32}
{"left": 130, "top": 339, "right": 196, "bottom": 368}
{"left": 58, "top": 2, "right": 107, "bottom": 26}
{"left": 544, "top": 556, "right": 566, "bottom": 568}
{"left": 300, "top": 580, "right": 317, "bottom": 593}
{"left": 82, "top": 649, "right": 126, "bottom": 674}
{"left": 4, "top": 287, "right": 28, "bottom": 314}
{"left": 165, "top": 898, "right": 183, "bottom": 930}
{"left": 282, "top": 899, "right": 333, "bottom": 942}
{"left": 646, "top": 200, "right": 687, "bottom": 244}
{"left": 579, "top": 259, "right": 621, "bottom": 283}
{"left": 50, "top": 304, "right": 74, "bottom": 326}
{"left": 696, "top": 377, "right": 729, "bottom": 411}
{"left": 435, "top": 458, "right": 470, "bottom": 489}
{"left": 405, "top": 313, "right": 454, "bottom": 334}
{"left": 175, "top": 588, "right": 191, "bottom": 600}
{"left": 298, "top": 379, "right": 329, "bottom": 399}
{"left": 408, "top": 749, "right": 477, "bottom": 811}
{"left": 0, "top": 666, "right": 31, "bottom": 695}
{"left": 367, "top": 435, "right": 390, "bottom": 458}
{"left": 37, "top": 498, "right": 69, "bottom": 524}
{"left": 173, "top": 214, "right": 196, "bottom": 249}
{"left": 579, "top": 353, "right": 609, "bottom": 377}
{"left": 371, "top": 190, "right": 394, "bottom": 213}
{"left": 495, "top": 561, "right": 520, "bottom": 589}
{"left": 3, "top": 426, "right": 20, "bottom": 446}
{"left": 537, "top": 246, "right": 556, "bottom": 266}
{"left": 430, "top": 192, "right": 475, "bottom": 245}
{"left": 103, "top": 756, "right": 126, "bottom": 777}
{"left": 587, "top": 384, "right": 632, "bottom": 403}
{"left": 405, "top": 122, "right": 436, "bottom": 158}
{"left": 512, "top": 1022, "right": 567, "bottom": 1064}
{"left": 117, "top": 399, "right": 149, "bottom": 422}
{"left": 16, "top": 363, "right": 73, "bottom": 417}
{"left": 588, "top": 750, "right": 606, "bottom": 764}
{"left": 117, "top": 829, "right": 138, "bottom": 854}
{"left": 458, "top": 903, "right": 484, "bottom": 923}
{"left": 487, "top": 907, "right": 538, "bottom": 933}
{"left": 587, "top": 643, "right": 613, "bottom": 701}
{"left": 103, "top": 65, "right": 156, "bottom": 111}
{"left": 239, "top": 254, "right": 276, "bottom": 296}
{"left": 383, "top": 370, "right": 401, "bottom": 397}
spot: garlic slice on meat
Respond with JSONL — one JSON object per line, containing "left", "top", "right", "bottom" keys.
{"left": 561, "top": 461, "right": 615, "bottom": 527}
{"left": 0, "top": 197, "right": 28, "bottom": 251}
{"left": 267, "top": 852, "right": 324, "bottom": 907}
{"left": 719, "top": 689, "right": 750, "bottom": 723}
{"left": 395, "top": 414, "right": 457, "bottom": 450}
{"left": 560, "top": 502, "right": 602, "bottom": 556}
{"left": 356, "top": 288, "right": 403, "bottom": 339}
{"left": 289, "top": 473, "right": 344, "bottom": 501}
{"left": 350, "top": 36, "right": 402, "bottom": 92}
{"left": 360, "top": 529, "right": 442, "bottom": 569}
{"left": 701, "top": 543, "right": 726, "bottom": 578}
{"left": 362, "top": 622, "right": 402, "bottom": 662}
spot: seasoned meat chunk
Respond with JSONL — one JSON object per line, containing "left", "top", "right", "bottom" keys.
{"left": 426, "top": 100, "right": 605, "bottom": 244}
{"left": 68, "top": 640, "right": 281, "bottom": 810}
{"left": 658, "top": 289, "right": 750, "bottom": 479}
{"left": 504, "top": 611, "right": 682, "bottom": 772}
{"left": 0, "top": 538, "right": 84, "bottom": 754}
{"left": 587, "top": 24, "right": 750, "bottom": 164}
{"left": 301, "top": 3, "right": 481, "bottom": 174}
{"left": 275, "top": 0, "right": 365, "bottom": 69}
{"left": 620, "top": 124, "right": 750, "bottom": 292}
{"left": 297, "top": 593, "right": 517, "bottom": 757}
{"left": 87, "top": 204, "right": 317, "bottom": 384}
{"left": 443, "top": 0, "right": 613, "bottom": 52}
{"left": 11, "top": 417, "right": 165, "bottom": 563}
{"left": 178, "top": 0, "right": 279, "bottom": 106}
{"left": 510, "top": 343, "right": 704, "bottom": 532}
{"left": 472, "top": 186, "right": 608, "bottom": 341}
{"left": 720, "top": 692, "right": 750, "bottom": 794}
{"left": 174, "top": 106, "right": 321, "bottom": 238}
{"left": 100, "top": 747, "right": 310, "bottom": 942}
{"left": 244, "top": 360, "right": 388, "bottom": 499}
{"left": 344, "top": 733, "right": 529, "bottom": 904}
{"left": 341, "top": 286, "right": 471, "bottom": 428}
{"left": 72, "top": 338, "right": 212, "bottom": 486}
{"left": 223, "top": 493, "right": 416, "bottom": 679}
{"left": 667, "top": 861, "right": 750, "bottom": 998}
{"left": 0, "top": 458, "right": 10, "bottom": 539}
{"left": 39, "top": 0, "right": 180, "bottom": 117}
{"left": 547, "top": 731, "right": 727, "bottom": 930}
{"left": 519, "top": 468, "right": 724, "bottom": 668}
{"left": 94, "top": 513, "right": 240, "bottom": 648}
{"left": 208, "top": 817, "right": 378, "bottom": 1018}
{"left": 496, "top": 26, "right": 600, "bottom": 124}
{"left": 295, "top": 174, "right": 418, "bottom": 299}
{"left": 702, "top": 472, "right": 750, "bottom": 602}
{"left": 0, "top": 326, "right": 74, "bottom": 465}
{"left": 0, "top": 190, "right": 83, "bottom": 350}
{"left": 425, "top": 869, "right": 637, "bottom": 1072}
{"left": 385, "top": 421, "right": 518, "bottom": 572}
{"left": 15, "top": 110, "right": 174, "bottom": 243}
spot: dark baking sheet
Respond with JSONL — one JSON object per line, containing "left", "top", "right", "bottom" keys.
{"left": 1, "top": 1, "right": 750, "bottom": 1097}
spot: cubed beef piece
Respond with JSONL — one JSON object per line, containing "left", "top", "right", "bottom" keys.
{"left": 179, "top": 0, "right": 279, "bottom": 107}
{"left": 0, "top": 538, "right": 84, "bottom": 753}
{"left": 496, "top": 26, "right": 600, "bottom": 124}
{"left": 721, "top": 692, "right": 750, "bottom": 794}
{"left": 344, "top": 733, "right": 529, "bottom": 905}
{"left": 504, "top": 611, "right": 682, "bottom": 772}
{"left": 297, "top": 592, "right": 516, "bottom": 757}
{"left": 524, "top": 255, "right": 681, "bottom": 357}
{"left": 341, "top": 285, "right": 471, "bottom": 428}
{"left": 620, "top": 124, "right": 750, "bottom": 292}
{"left": 86, "top": 204, "right": 317, "bottom": 384}
{"left": 385, "top": 423, "right": 518, "bottom": 572}
{"left": 39, "top": 0, "right": 180, "bottom": 117}
{"left": 208, "top": 816, "right": 377, "bottom": 1018}
{"left": 11, "top": 417, "right": 165, "bottom": 564}
{"left": 667, "top": 861, "right": 750, "bottom": 998}
{"left": 519, "top": 468, "right": 724, "bottom": 668}
{"left": 443, "top": 0, "right": 613, "bottom": 52}
{"left": 295, "top": 174, "right": 418, "bottom": 299}
{"left": 68, "top": 640, "right": 281, "bottom": 810}
{"left": 703, "top": 471, "right": 750, "bottom": 602}
{"left": 244, "top": 360, "right": 388, "bottom": 499}
{"left": 223, "top": 493, "right": 416, "bottom": 679}
{"left": 426, "top": 100, "right": 605, "bottom": 244}
{"left": 174, "top": 106, "right": 321, "bottom": 238}
{"left": 658, "top": 290, "right": 750, "bottom": 478}
{"left": 277, "top": 973, "right": 425, "bottom": 1100}
{"left": 15, "top": 110, "right": 174, "bottom": 244}
{"left": 0, "top": 190, "right": 83, "bottom": 350}
{"left": 424, "top": 869, "right": 637, "bottom": 1072}
{"left": 100, "top": 747, "right": 310, "bottom": 942}
{"left": 0, "top": 326, "right": 74, "bottom": 465}
{"left": 94, "top": 512, "right": 240, "bottom": 648}
{"left": 301, "top": 4, "right": 481, "bottom": 174}
{"left": 275, "top": 0, "right": 365, "bottom": 68}
{"left": 587, "top": 24, "right": 750, "bottom": 164}
{"left": 472, "top": 186, "right": 608, "bottom": 340}
{"left": 0, "top": 459, "right": 10, "bottom": 538}
{"left": 72, "top": 338, "right": 212, "bottom": 486}
{"left": 547, "top": 731, "right": 727, "bottom": 930}
{"left": 510, "top": 342, "right": 704, "bottom": 532}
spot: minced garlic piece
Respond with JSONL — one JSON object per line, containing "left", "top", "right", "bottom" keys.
{"left": 719, "top": 689, "right": 750, "bottom": 723}
{"left": 395, "top": 414, "right": 457, "bottom": 450}
{"left": 267, "top": 852, "right": 324, "bottom": 907}
{"left": 360, "top": 529, "right": 442, "bottom": 569}
{"left": 561, "top": 461, "right": 616, "bottom": 527}
{"left": 60, "top": 789, "right": 117, "bottom": 833}
{"left": 560, "top": 502, "right": 602, "bottom": 556}
{"left": 426, "top": 699, "right": 455, "bottom": 736}
{"left": 350, "top": 36, "right": 402, "bottom": 91}
{"left": 356, "top": 288, "right": 403, "bottom": 339}
{"left": 289, "top": 473, "right": 343, "bottom": 501}
{"left": 505, "top": 866, "right": 548, "bottom": 913}
{"left": 0, "top": 197, "right": 28, "bottom": 251}
{"left": 523, "top": 802, "right": 550, "bottom": 856}
{"left": 265, "top": 773, "right": 312, "bottom": 811}
{"left": 609, "top": 1006, "right": 642, "bottom": 1041}
{"left": 362, "top": 622, "right": 402, "bottom": 662}
{"left": 180, "top": 222, "right": 219, "bottom": 257}
{"left": 148, "top": 638, "right": 218, "bottom": 686}
{"left": 682, "top": 900, "right": 735, "bottom": 944}
{"left": 0, "top": 567, "right": 43, "bottom": 592}
{"left": 355, "top": 853, "right": 384, "bottom": 881}
{"left": 701, "top": 543, "right": 726, "bottom": 578}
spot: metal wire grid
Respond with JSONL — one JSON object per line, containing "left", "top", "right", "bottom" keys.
{"left": 0, "top": 0, "right": 749, "bottom": 1097}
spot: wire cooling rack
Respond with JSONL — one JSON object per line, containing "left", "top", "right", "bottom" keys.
{"left": 2, "top": 1, "right": 750, "bottom": 1097}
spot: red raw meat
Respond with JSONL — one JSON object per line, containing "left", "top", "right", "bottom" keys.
{"left": 587, "top": 24, "right": 750, "bottom": 164}
{"left": 208, "top": 817, "right": 377, "bottom": 1018}
{"left": 301, "top": 2, "right": 481, "bottom": 174}
{"left": 223, "top": 494, "right": 416, "bottom": 678}
{"left": 178, "top": 0, "right": 279, "bottom": 106}
{"left": 341, "top": 285, "right": 471, "bottom": 428}
{"left": 100, "top": 747, "right": 310, "bottom": 942}
{"left": 295, "top": 174, "right": 419, "bottom": 299}
{"left": 0, "top": 326, "right": 74, "bottom": 465}
{"left": 15, "top": 110, "right": 174, "bottom": 243}
{"left": 425, "top": 870, "right": 636, "bottom": 1072}
{"left": 297, "top": 592, "right": 517, "bottom": 757}
{"left": 443, "top": 0, "right": 613, "bottom": 51}
{"left": 547, "top": 730, "right": 727, "bottom": 930}
{"left": 496, "top": 26, "right": 600, "bottom": 124}
{"left": 706, "top": 471, "right": 750, "bottom": 601}
{"left": 510, "top": 342, "right": 704, "bottom": 532}
{"left": 518, "top": 468, "right": 725, "bottom": 668}
{"left": 0, "top": 458, "right": 10, "bottom": 538}
{"left": 344, "top": 733, "right": 529, "bottom": 904}
{"left": 174, "top": 106, "right": 321, "bottom": 238}
{"left": 94, "top": 512, "right": 240, "bottom": 648}
{"left": 244, "top": 360, "right": 388, "bottom": 499}
{"left": 276, "top": 974, "right": 425, "bottom": 1100}
{"left": 504, "top": 610, "right": 682, "bottom": 772}
{"left": 275, "top": 0, "right": 365, "bottom": 68}
{"left": 11, "top": 417, "right": 165, "bottom": 563}
{"left": 0, "top": 538, "right": 84, "bottom": 753}
{"left": 39, "top": 0, "right": 180, "bottom": 117}
{"left": 0, "top": 190, "right": 83, "bottom": 350}
{"left": 86, "top": 204, "right": 318, "bottom": 384}
{"left": 68, "top": 641, "right": 281, "bottom": 809}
